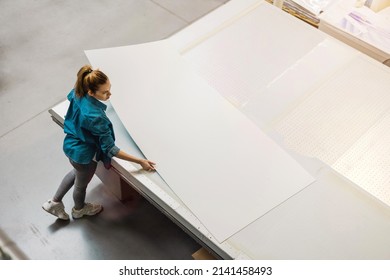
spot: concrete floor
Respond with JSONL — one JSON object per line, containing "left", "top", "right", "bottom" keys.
{"left": 0, "top": 0, "right": 228, "bottom": 260}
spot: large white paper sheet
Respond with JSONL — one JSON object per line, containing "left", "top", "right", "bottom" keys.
{"left": 86, "top": 41, "right": 315, "bottom": 242}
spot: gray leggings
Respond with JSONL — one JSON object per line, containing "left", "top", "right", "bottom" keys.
{"left": 54, "top": 159, "right": 97, "bottom": 210}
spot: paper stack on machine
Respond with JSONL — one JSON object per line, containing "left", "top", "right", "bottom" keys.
{"left": 266, "top": 0, "right": 338, "bottom": 26}
{"left": 319, "top": 0, "right": 390, "bottom": 64}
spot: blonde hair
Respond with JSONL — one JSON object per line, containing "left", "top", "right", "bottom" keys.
{"left": 74, "top": 65, "right": 108, "bottom": 98}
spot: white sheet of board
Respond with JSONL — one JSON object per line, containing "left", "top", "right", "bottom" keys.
{"left": 85, "top": 40, "right": 315, "bottom": 242}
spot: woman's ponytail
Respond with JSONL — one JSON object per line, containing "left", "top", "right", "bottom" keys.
{"left": 74, "top": 65, "right": 108, "bottom": 98}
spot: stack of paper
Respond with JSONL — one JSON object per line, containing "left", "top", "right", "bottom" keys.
{"left": 338, "top": 6, "right": 390, "bottom": 53}
{"left": 266, "top": 0, "right": 337, "bottom": 26}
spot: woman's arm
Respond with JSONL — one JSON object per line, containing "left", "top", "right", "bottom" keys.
{"left": 115, "top": 150, "right": 156, "bottom": 171}
{"left": 87, "top": 116, "right": 156, "bottom": 171}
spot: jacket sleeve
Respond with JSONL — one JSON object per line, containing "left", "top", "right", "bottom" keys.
{"left": 87, "top": 115, "right": 120, "bottom": 158}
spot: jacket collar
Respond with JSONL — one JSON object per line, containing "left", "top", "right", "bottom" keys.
{"left": 85, "top": 93, "right": 107, "bottom": 111}
{"left": 69, "top": 88, "right": 107, "bottom": 111}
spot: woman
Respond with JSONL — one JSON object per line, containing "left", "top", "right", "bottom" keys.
{"left": 43, "top": 65, "right": 156, "bottom": 220}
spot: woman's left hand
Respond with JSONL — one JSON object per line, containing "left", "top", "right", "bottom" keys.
{"left": 140, "top": 159, "right": 156, "bottom": 171}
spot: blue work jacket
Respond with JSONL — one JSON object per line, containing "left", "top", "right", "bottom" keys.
{"left": 63, "top": 89, "right": 120, "bottom": 167}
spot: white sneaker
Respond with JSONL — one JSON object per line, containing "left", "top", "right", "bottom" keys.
{"left": 72, "top": 202, "right": 103, "bottom": 219}
{"left": 42, "top": 200, "right": 69, "bottom": 220}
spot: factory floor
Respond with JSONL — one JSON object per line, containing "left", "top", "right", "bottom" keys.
{"left": 0, "top": 0, "right": 228, "bottom": 260}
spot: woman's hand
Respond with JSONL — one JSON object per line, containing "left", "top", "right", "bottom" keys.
{"left": 140, "top": 159, "right": 156, "bottom": 171}
{"left": 115, "top": 150, "right": 156, "bottom": 171}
